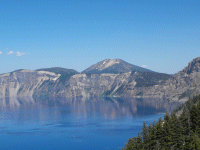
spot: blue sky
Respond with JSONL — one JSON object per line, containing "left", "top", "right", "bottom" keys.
{"left": 0, "top": 0, "right": 200, "bottom": 74}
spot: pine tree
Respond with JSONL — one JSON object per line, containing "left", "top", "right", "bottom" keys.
{"left": 170, "top": 114, "right": 179, "bottom": 147}
{"left": 141, "top": 121, "right": 148, "bottom": 149}
{"left": 164, "top": 111, "right": 170, "bottom": 122}
{"left": 194, "top": 133, "right": 200, "bottom": 150}
{"left": 155, "top": 140, "right": 161, "bottom": 150}
{"left": 190, "top": 104, "right": 197, "bottom": 133}
{"left": 148, "top": 121, "right": 157, "bottom": 149}
{"left": 137, "top": 132, "right": 144, "bottom": 149}
{"left": 122, "top": 95, "right": 200, "bottom": 150}
{"left": 195, "top": 102, "right": 200, "bottom": 136}
{"left": 156, "top": 117, "right": 164, "bottom": 148}
{"left": 176, "top": 118, "right": 185, "bottom": 149}
{"left": 184, "top": 131, "right": 200, "bottom": 150}
{"left": 179, "top": 105, "right": 190, "bottom": 136}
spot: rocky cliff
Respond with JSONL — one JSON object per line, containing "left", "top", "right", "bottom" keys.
{"left": 0, "top": 57, "right": 200, "bottom": 102}
{"left": 0, "top": 70, "right": 61, "bottom": 97}
{"left": 121, "top": 57, "right": 200, "bottom": 102}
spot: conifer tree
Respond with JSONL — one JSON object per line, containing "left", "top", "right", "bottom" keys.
{"left": 141, "top": 121, "right": 148, "bottom": 149}
{"left": 184, "top": 131, "right": 200, "bottom": 149}
{"left": 156, "top": 117, "right": 164, "bottom": 147}
{"left": 179, "top": 105, "right": 190, "bottom": 136}
{"left": 195, "top": 102, "right": 200, "bottom": 136}
{"left": 190, "top": 104, "right": 197, "bottom": 133}
{"left": 155, "top": 140, "right": 161, "bottom": 150}
{"left": 137, "top": 132, "right": 144, "bottom": 149}
{"left": 148, "top": 121, "right": 157, "bottom": 149}
{"left": 122, "top": 95, "right": 200, "bottom": 150}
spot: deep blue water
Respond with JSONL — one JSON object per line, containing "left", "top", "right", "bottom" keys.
{"left": 0, "top": 97, "right": 181, "bottom": 150}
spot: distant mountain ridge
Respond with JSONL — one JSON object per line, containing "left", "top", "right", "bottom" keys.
{"left": 82, "top": 59, "right": 153, "bottom": 74}
{"left": 0, "top": 57, "right": 200, "bottom": 104}
{"left": 36, "top": 67, "right": 79, "bottom": 75}
{"left": 36, "top": 67, "right": 79, "bottom": 84}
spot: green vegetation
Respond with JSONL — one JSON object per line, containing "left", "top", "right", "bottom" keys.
{"left": 58, "top": 74, "right": 75, "bottom": 84}
{"left": 101, "top": 86, "right": 115, "bottom": 96}
{"left": 134, "top": 72, "right": 172, "bottom": 87}
{"left": 36, "top": 67, "right": 79, "bottom": 75}
{"left": 179, "top": 90, "right": 192, "bottom": 100}
{"left": 122, "top": 94, "right": 200, "bottom": 150}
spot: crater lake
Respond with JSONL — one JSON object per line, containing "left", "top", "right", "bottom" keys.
{"left": 0, "top": 97, "right": 182, "bottom": 150}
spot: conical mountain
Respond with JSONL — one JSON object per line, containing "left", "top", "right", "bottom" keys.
{"left": 82, "top": 59, "right": 153, "bottom": 74}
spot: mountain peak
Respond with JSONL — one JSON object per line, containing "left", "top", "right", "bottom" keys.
{"left": 82, "top": 58, "right": 153, "bottom": 74}
{"left": 99, "top": 59, "right": 122, "bottom": 71}
{"left": 181, "top": 57, "right": 200, "bottom": 74}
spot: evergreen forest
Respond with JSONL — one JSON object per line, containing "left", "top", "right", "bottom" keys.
{"left": 122, "top": 95, "right": 200, "bottom": 150}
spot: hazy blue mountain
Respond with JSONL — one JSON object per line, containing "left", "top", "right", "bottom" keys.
{"left": 82, "top": 59, "right": 154, "bottom": 74}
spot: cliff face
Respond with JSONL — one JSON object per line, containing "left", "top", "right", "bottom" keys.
{"left": 0, "top": 57, "right": 200, "bottom": 102}
{"left": 33, "top": 73, "right": 119, "bottom": 97}
{"left": 0, "top": 70, "right": 61, "bottom": 97}
{"left": 129, "top": 57, "right": 200, "bottom": 102}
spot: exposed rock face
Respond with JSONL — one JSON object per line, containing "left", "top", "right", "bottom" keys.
{"left": 33, "top": 73, "right": 119, "bottom": 97}
{"left": 127, "top": 57, "right": 200, "bottom": 102}
{"left": 0, "top": 70, "right": 61, "bottom": 97}
{"left": 0, "top": 57, "right": 200, "bottom": 103}
{"left": 82, "top": 59, "right": 153, "bottom": 74}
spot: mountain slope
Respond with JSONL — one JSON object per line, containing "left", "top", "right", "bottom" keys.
{"left": 82, "top": 59, "right": 153, "bottom": 74}
{"left": 0, "top": 69, "right": 61, "bottom": 97}
{"left": 101, "top": 71, "right": 172, "bottom": 97}
{"left": 125, "top": 57, "right": 200, "bottom": 102}
{"left": 0, "top": 57, "right": 200, "bottom": 103}
{"left": 36, "top": 67, "right": 79, "bottom": 84}
{"left": 36, "top": 67, "right": 79, "bottom": 75}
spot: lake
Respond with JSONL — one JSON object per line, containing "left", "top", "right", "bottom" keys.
{"left": 0, "top": 97, "right": 182, "bottom": 150}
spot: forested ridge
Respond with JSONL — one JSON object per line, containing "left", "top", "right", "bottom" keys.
{"left": 122, "top": 95, "right": 200, "bottom": 150}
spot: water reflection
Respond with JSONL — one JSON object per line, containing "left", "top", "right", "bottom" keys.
{"left": 0, "top": 97, "right": 183, "bottom": 150}
{"left": 0, "top": 96, "right": 182, "bottom": 118}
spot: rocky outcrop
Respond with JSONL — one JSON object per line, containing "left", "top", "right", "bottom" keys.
{"left": 33, "top": 73, "right": 119, "bottom": 97}
{"left": 0, "top": 57, "right": 200, "bottom": 103}
{"left": 121, "top": 57, "right": 200, "bottom": 102}
{"left": 0, "top": 70, "right": 61, "bottom": 97}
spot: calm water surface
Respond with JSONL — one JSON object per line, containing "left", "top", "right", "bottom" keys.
{"left": 0, "top": 97, "right": 181, "bottom": 150}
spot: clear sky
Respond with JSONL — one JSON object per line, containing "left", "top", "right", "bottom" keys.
{"left": 0, "top": 0, "right": 200, "bottom": 74}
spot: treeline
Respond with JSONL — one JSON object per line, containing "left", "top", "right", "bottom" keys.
{"left": 122, "top": 95, "right": 200, "bottom": 150}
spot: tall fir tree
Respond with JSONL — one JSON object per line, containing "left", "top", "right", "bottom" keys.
{"left": 141, "top": 121, "right": 148, "bottom": 149}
